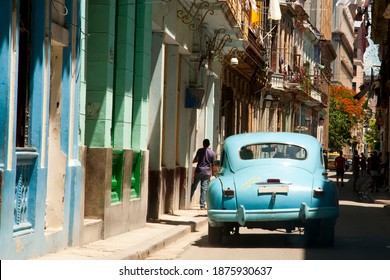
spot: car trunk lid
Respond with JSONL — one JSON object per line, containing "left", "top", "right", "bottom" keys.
{"left": 233, "top": 165, "right": 313, "bottom": 210}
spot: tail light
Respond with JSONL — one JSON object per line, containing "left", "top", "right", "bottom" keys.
{"left": 223, "top": 188, "right": 235, "bottom": 198}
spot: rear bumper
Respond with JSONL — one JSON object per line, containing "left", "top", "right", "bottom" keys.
{"left": 208, "top": 202, "right": 339, "bottom": 227}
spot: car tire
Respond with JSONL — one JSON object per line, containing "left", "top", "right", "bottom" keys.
{"left": 304, "top": 220, "right": 321, "bottom": 247}
{"left": 320, "top": 218, "right": 335, "bottom": 246}
{"left": 208, "top": 223, "right": 223, "bottom": 246}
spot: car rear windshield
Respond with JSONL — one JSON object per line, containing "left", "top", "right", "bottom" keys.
{"left": 239, "top": 143, "right": 307, "bottom": 160}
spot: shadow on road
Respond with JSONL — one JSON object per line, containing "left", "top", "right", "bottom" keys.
{"left": 191, "top": 171, "right": 390, "bottom": 259}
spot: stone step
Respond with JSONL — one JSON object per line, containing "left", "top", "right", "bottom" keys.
{"left": 83, "top": 219, "right": 102, "bottom": 245}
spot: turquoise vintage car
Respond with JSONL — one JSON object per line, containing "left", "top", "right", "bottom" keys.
{"left": 207, "top": 132, "right": 339, "bottom": 246}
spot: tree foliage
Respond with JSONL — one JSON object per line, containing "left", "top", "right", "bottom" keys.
{"left": 328, "top": 85, "right": 365, "bottom": 151}
{"left": 328, "top": 98, "right": 351, "bottom": 151}
{"left": 331, "top": 85, "right": 365, "bottom": 125}
{"left": 365, "top": 119, "right": 380, "bottom": 150}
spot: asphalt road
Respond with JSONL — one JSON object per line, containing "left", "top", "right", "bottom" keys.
{"left": 148, "top": 171, "right": 390, "bottom": 260}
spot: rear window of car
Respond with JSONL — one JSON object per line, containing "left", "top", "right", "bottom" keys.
{"left": 239, "top": 143, "right": 307, "bottom": 160}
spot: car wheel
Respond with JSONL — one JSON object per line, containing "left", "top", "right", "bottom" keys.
{"left": 208, "top": 223, "right": 223, "bottom": 246}
{"left": 320, "top": 218, "right": 335, "bottom": 246}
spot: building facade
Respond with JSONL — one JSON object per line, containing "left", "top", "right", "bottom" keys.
{"left": 332, "top": 1, "right": 356, "bottom": 88}
{"left": 3, "top": 0, "right": 367, "bottom": 259}
{"left": 79, "top": 0, "right": 151, "bottom": 243}
{"left": 0, "top": 0, "right": 82, "bottom": 259}
{"left": 148, "top": 0, "right": 254, "bottom": 217}
{"left": 371, "top": 0, "right": 390, "bottom": 168}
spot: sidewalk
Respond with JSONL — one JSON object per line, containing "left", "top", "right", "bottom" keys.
{"left": 331, "top": 170, "right": 390, "bottom": 206}
{"left": 33, "top": 172, "right": 390, "bottom": 260}
{"left": 33, "top": 209, "right": 208, "bottom": 260}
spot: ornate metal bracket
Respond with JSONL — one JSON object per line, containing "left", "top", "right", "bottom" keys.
{"left": 177, "top": 0, "right": 214, "bottom": 31}
{"left": 219, "top": 46, "right": 237, "bottom": 62}
{"left": 204, "top": 28, "right": 232, "bottom": 63}
{"left": 218, "top": 46, "right": 247, "bottom": 65}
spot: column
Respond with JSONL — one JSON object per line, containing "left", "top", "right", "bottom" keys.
{"left": 162, "top": 45, "right": 179, "bottom": 168}
{"left": 132, "top": 2, "right": 152, "bottom": 150}
{"left": 112, "top": 0, "right": 136, "bottom": 149}
{"left": 86, "top": 0, "right": 116, "bottom": 147}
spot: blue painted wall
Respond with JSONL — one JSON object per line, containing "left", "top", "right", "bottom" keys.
{"left": 0, "top": 0, "right": 83, "bottom": 259}
{"left": 0, "top": 1, "right": 11, "bottom": 167}
{"left": 0, "top": 0, "right": 15, "bottom": 259}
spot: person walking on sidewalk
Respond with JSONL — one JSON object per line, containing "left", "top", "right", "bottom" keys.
{"left": 190, "top": 139, "right": 216, "bottom": 209}
{"left": 335, "top": 150, "right": 346, "bottom": 186}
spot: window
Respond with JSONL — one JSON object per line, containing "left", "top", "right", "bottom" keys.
{"left": 16, "top": 0, "right": 32, "bottom": 147}
{"left": 239, "top": 143, "right": 307, "bottom": 160}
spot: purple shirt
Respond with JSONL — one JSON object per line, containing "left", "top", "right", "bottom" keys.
{"left": 194, "top": 147, "right": 216, "bottom": 175}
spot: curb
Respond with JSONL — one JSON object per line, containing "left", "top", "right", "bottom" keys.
{"left": 32, "top": 211, "right": 209, "bottom": 260}
{"left": 108, "top": 216, "right": 208, "bottom": 260}
{"left": 103, "top": 224, "right": 193, "bottom": 260}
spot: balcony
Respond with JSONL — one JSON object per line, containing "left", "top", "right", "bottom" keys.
{"left": 177, "top": 0, "right": 250, "bottom": 51}
{"left": 279, "top": 67, "right": 310, "bottom": 93}
{"left": 269, "top": 65, "right": 326, "bottom": 106}
{"left": 270, "top": 72, "right": 284, "bottom": 90}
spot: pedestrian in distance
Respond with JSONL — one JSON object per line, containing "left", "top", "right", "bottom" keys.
{"left": 335, "top": 150, "right": 346, "bottom": 187}
{"left": 190, "top": 139, "right": 216, "bottom": 210}
{"left": 367, "top": 150, "right": 381, "bottom": 192}
{"left": 352, "top": 150, "right": 360, "bottom": 192}
{"left": 360, "top": 153, "right": 367, "bottom": 177}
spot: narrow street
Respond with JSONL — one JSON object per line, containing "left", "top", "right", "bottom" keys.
{"left": 147, "top": 170, "right": 390, "bottom": 260}
{"left": 4, "top": 1, "right": 390, "bottom": 264}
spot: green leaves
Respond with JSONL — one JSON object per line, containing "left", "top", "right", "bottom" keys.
{"left": 365, "top": 119, "right": 380, "bottom": 150}
{"left": 328, "top": 85, "right": 365, "bottom": 151}
{"left": 329, "top": 98, "right": 352, "bottom": 151}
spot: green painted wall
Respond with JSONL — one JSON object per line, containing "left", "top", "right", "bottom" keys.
{"left": 132, "top": 2, "right": 152, "bottom": 150}
{"left": 112, "top": 0, "right": 135, "bottom": 149}
{"left": 86, "top": 0, "right": 116, "bottom": 148}
{"left": 85, "top": 0, "right": 151, "bottom": 150}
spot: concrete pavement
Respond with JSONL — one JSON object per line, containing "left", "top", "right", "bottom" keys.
{"left": 33, "top": 171, "right": 390, "bottom": 260}
{"left": 329, "top": 170, "right": 390, "bottom": 206}
{"left": 33, "top": 208, "right": 208, "bottom": 260}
